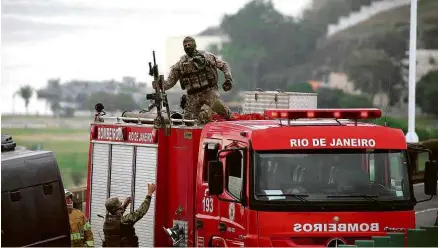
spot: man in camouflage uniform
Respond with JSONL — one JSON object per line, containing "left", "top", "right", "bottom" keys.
{"left": 103, "top": 183, "right": 156, "bottom": 247}
{"left": 153, "top": 36, "right": 233, "bottom": 124}
{"left": 65, "top": 189, "right": 95, "bottom": 247}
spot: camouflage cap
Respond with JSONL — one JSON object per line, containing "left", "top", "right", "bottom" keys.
{"left": 183, "top": 36, "right": 196, "bottom": 44}
{"left": 105, "top": 197, "right": 122, "bottom": 214}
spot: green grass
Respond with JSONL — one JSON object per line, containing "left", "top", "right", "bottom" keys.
{"left": 1, "top": 115, "right": 91, "bottom": 121}
{"left": 2, "top": 128, "right": 88, "bottom": 135}
{"left": 2, "top": 128, "right": 90, "bottom": 188}
{"left": 418, "top": 152, "right": 428, "bottom": 172}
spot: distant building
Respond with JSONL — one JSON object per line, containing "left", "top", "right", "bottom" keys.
{"left": 310, "top": 72, "right": 390, "bottom": 107}
{"left": 312, "top": 72, "right": 361, "bottom": 95}
{"left": 401, "top": 49, "right": 438, "bottom": 82}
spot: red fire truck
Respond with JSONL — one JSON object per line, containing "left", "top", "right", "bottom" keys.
{"left": 85, "top": 102, "right": 437, "bottom": 247}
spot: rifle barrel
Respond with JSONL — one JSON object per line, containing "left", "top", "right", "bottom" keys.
{"left": 153, "top": 51, "right": 156, "bottom": 65}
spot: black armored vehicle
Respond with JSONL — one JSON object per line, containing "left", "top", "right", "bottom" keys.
{"left": 1, "top": 134, "right": 71, "bottom": 247}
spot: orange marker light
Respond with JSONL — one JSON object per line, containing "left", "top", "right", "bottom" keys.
{"left": 264, "top": 108, "right": 382, "bottom": 120}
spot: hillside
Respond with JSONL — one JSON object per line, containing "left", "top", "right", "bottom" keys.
{"left": 323, "top": 0, "right": 438, "bottom": 48}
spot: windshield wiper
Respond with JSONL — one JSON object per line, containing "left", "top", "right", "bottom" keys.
{"left": 327, "top": 194, "right": 379, "bottom": 203}
{"left": 256, "top": 194, "right": 309, "bottom": 202}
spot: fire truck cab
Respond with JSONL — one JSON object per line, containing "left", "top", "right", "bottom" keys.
{"left": 85, "top": 93, "right": 437, "bottom": 247}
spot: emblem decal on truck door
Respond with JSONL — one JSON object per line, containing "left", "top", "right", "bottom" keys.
{"left": 184, "top": 131, "right": 192, "bottom": 139}
{"left": 228, "top": 202, "right": 235, "bottom": 221}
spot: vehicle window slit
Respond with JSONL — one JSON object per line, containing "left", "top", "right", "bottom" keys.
{"left": 43, "top": 183, "right": 54, "bottom": 195}
{"left": 10, "top": 191, "right": 21, "bottom": 202}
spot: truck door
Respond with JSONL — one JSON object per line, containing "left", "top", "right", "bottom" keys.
{"left": 195, "top": 139, "right": 222, "bottom": 247}
{"left": 217, "top": 144, "right": 247, "bottom": 246}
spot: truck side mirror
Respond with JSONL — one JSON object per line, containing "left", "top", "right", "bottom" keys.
{"left": 424, "top": 160, "right": 437, "bottom": 196}
{"left": 208, "top": 161, "right": 224, "bottom": 195}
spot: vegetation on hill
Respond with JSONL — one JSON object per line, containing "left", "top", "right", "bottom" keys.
{"left": 417, "top": 69, "right": 438, "bottom": 116}
{"left": 213, "top": 0, "right": 438, "bottom": 118}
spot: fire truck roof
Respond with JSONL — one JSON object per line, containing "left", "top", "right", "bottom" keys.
{"left": 215, "top": 119, "right": 378, "bottom": 130}
{"left": 208, "top": 108, "right": 384, "bottom": 130}
{"left": 205, "top": 114, "right": 407, "bottom": 150}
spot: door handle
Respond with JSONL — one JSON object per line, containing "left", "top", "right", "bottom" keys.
{"left": 219, "top": 222, "right": 226, "bottom": 232}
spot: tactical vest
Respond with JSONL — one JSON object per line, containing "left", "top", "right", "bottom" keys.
{"left": 103, "top": 214, "right": 139, "bottom": 247}
{"left": 179, "top": 51, "right": 218, "bottom": 95}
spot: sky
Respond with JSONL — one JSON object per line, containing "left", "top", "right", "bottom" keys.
{"left": 1, "top": 0, "right": 311, "bottom": 114}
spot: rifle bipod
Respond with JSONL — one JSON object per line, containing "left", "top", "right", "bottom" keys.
{"left": 152, "top": 113, "right": 171, "bottom": 136}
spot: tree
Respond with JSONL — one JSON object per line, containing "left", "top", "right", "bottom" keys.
{"left": 344, "top": 48, "right": 399, "bottom": 100}
{"left": 84, "top": 92, "right": 140, "bottom": 112}
{"left": 217, "top": 0, "right": 321, "bottom": 91}
{"left": 316, "top": 88, "right": 374, "bottom": 108}
{"left": 417, "top": 70, "right": 438, "bottom": 116}
{"left": 317, "top": 88, "right": 344, "bottom": 108}
{"left": 17, "top": 85, "right": 33, "bottom": 114}
{"left": 287, "top": 82, "right": 315, "bottom": 93}
{"left": 75, "top": 93, "right": 88, "bottom": 109}
{"left": 210, "top": 0, "right": 432, "bottom": 110}
{"left": 339, "top": 94, "right": 374, "bottom": 108}
{"left": 37, "top": 78, "right": 62, "bottom": 116}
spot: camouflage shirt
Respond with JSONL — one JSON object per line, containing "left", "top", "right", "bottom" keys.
{"left": 162, "top": 50, "right": 232, "bottom": 91}
{"left": 120, "top": 195, "right": 152, "bottom": 225}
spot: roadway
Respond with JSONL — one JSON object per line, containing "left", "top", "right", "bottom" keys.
{"left": 414, "top": 182, "right": 438, "bottom": 227}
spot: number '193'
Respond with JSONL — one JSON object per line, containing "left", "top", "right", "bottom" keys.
{"left": 202, "top": 196, "right": 213, "bottom": 212}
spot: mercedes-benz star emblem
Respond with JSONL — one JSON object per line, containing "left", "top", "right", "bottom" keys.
{"left": 327, "top": 238, "right": 346, "bottom": 247}
{"left": 333, "top": 216, "right": 339, "bottom": 223}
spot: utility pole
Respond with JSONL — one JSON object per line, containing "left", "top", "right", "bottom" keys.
{"left": 405, "top": 0, "right": 419, "bottom": 143}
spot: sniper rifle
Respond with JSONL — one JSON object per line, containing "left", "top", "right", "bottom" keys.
{"left": 146, "top": 51, "right": 171, "bottom": 136}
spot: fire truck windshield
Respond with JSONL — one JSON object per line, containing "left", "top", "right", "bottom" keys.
{"left": 253, "top": 149, "right": 411, "bottom": 207}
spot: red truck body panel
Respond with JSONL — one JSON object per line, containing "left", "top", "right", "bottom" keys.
{"left": 256, "top": 211, "right": 415, "bottom": 246}
{"left": 85, "top": 115, "right": 416, "bottom": 247}
{"left": 155, "top": 127, "right": 202, "bottom": 247}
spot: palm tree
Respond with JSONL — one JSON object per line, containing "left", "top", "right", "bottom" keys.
{"left": 17, "top": 85, "right": 33, "bottom": 115}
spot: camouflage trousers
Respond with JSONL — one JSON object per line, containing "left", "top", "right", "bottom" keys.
{"left": 184, "top": 87, "right": 231, "bottom": 124}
